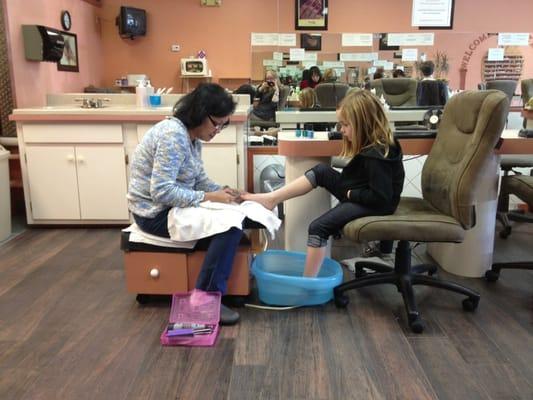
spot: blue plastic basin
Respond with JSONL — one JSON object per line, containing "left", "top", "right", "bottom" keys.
{"left": 251, "top": 250, "right": 343, "bottom": 306}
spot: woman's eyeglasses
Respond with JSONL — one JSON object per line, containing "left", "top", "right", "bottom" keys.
{"left": 208, "top": 115, "right": 230, "bottom": 131}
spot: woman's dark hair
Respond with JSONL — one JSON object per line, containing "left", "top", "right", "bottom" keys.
{"left": 373, "top": 67, "right": 384, "bottom": 80}
{"left": 301, "top": 69, "right": 310, "bottom": 82}
{"left": 392, "top": 69, "right": 405, "bottom": 78}
{"left": 419, "top": 61, "right": 435, "bottom": 77}
{"left": 234, "top": 84, "right": 256, "bottom": 103}
{"left": 309, "top": 66, "right": 322, "bottom": 79}
{"left": 173, "top": 83, "right": 236, "bottom": 129}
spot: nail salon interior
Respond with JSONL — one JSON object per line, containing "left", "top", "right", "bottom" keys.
{"left": 1, "top": 0, "right": 532, "bottom": 398}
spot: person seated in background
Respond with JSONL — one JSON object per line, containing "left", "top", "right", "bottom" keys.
{"left": 298, "top": 88, "right": 319, "bottom": 109}
{"left": 322, "top": 68, "right": 337, "bottom": 83}
{"left": 373, "top": 67, "right": 385, "bottom": 81}
{"left": 250, "top": 69, "right": 281, "bottom": 123}
{"left": 392, "top": 68, "right": 405, "bottom": 78}
{"left": 416, "top": 60, "right": 448, "bottom": 106}
{"left": 300, "top": 66, "right": 322, "bottom": 89}
{"left": 233, "top": 84, "right": 256, "bottom": 104}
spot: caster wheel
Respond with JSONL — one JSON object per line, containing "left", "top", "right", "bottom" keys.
{"left": 462, "top": 297, "right": 479, "bottom": 312}
{"left": 408, "top": 315, "right": 425, "bottom": 334}
{"left": 222, "top": 295, "right": 248, "bottom": 308}
{"left": 485, "top": 270, "right": 500, "bottom": 282}
{"left": 136, "top": 294, "right": 150, "bottom": 304}
{"left": 355, "top": 267, "right": 367, "bottom": 278}
{"left": 499, "top": 227, "right": 511, "bottom": 239}
{"left": 334, "top": 293, "right": 349, "bottom": 308}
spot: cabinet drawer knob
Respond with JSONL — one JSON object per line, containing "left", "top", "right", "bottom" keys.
{"left": 67, "top": 155, "right": 75, "bottom": 162}
{"left": 149, "top": 268, "right": 160, "bottom": 279}
{"left": 77, "top": 155, "right": 85, "bottom": 163}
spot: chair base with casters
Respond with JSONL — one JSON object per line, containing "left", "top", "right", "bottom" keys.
{"left": 334, "top": 240, "right": 479, "bottom": 334}
{"left": 487, "top": 174, "right": 533, "bottom": 281}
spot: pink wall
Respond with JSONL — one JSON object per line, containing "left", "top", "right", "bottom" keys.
{"left": 98, "top": 0, "right": 533, "bottom": 92}
{"left": 5, "top": 0, "right": 102, "bottom": 107}
{"left": 5, "top": 0, "right": 533, "bottom": 106}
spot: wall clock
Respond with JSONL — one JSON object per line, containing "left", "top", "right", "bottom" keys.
{"left": 61, "top": 10, "right": 72, "bottom": 31}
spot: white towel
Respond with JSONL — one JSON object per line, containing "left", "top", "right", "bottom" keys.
{"left": 123, "top": 223, "right": 197, "bottom": 249}
{"left": 167, "top": 200, "right": 281, "bottom": 242}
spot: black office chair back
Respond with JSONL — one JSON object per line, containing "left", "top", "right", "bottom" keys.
{"left": 314, "top": 83, "right": 349, "bottom": 108}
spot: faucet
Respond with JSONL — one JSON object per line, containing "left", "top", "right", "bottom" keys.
{"left": 75, "top": 97, "right": 111, "bottom": 108}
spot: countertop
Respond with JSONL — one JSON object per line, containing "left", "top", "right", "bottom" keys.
{"left": 9, "top": 104, "right": 250, "bottom": 122}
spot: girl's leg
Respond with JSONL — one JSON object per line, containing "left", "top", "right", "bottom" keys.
{"left": 241, "top": 175, "right": 313, "bottom": 210}
{"left": 304, "top": 202, "right": 385, "bottom": 276}
{"left": 241, "top": 163, "right": 342, "bottom": 210}
{"left": 303, "top": 246, "right": 327, "bottom": 277}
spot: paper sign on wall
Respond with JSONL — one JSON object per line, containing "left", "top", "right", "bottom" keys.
{"left": 412, "top": 0, "right": 453, "bottom": 27}
{"left": 498, "top": 33, "right": 530, "bottom": 46}
{"left": 251, "top": 33, "right": 279, "bottom": 46}
{"left": 339, "top": 52, "right": 379, "bottom": 62}
{"left": 273, "top": 52, "right": 283, "bottom": 61}
{"left": 487, "top": 48, "right": 505, "bottom": 61}
{"left": 323, "top": 61, "right": 345, "bottom": 68}
{"left": 302, "top": 61, "right": 316, "bottom": 69}
{"left": 263, "top": 59, "right": 283, "bottom": 67}
{"left": 388, "top": 33, "right": 434, "bottom": 46}
{"left": 279, "top": 34, "right": 297, "bottom": 47}
{"left": 341, "top": 33, "right": 373, "bottom": 47}
{"left": 303, "top": 52, "right": 318, "bottom": 62}
{"left": 373, "top": 60, "right": 388, "bottom": 67}
{"left": 402, "top": 48, "right": 418, "bottom": 61}
{"left": 290, "top": 48, "right": 305, "bottom": 61}
{"left": 384, "top": 62, "right": 395, "bottom": 71}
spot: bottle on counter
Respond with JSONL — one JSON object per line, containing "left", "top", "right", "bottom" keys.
{"left": 136, "top": 79, "right": 148, "bottom": 108}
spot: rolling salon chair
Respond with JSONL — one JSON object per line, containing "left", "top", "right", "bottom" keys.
{"left": 486, "top": 174, "right": 533, "bottom": 281}
{"left": 334, "top": 90, "right": 509, "bottom": 333}
{"left": 493, "top": 78, "right": 533, "bottom": 237}
{"left": 249, "top": 85, "right": 291, "bottom": 130}
{"left": 370, "top": 78, "right": 418, "bottom": 107}
{"left": 315, "top": 82, "right": 350, "bottom": 108}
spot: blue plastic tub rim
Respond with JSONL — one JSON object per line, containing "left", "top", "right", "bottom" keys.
{"left": 251, "top": 249, "right": 343, "bottom": 290}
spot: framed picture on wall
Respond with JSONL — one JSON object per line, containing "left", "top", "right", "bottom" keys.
{"left": 300, "top": 33, "right": 322, "bottom": 51}
{"left": 378, "top": 33, "right": 400, "bottom": 51}
{"left": 57, "top": 31, "right": 79, "bottom": 72}
{"left": 295, "top": 0, "right": 328, "bottom": 31}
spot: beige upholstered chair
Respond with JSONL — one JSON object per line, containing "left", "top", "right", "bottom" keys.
{"left": 486, "top": 80, "right": 517, "bottom": 104}
{"left": 370, "top": 78, "right": 418, "bottom": 107}
{"left": 314, "top": 82, "right": 350, "bottom": 108}
{"left": 487, "top": 174, "right": 533, "bottom": 281}
{"left": 334, "top": 90, "right": 509, "bottom": 333}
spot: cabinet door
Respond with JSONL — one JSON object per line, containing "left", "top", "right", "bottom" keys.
{"left": 202, "top": 145, "right": 238, "bottom": 188}
{"left": 75, "top": 145, "right": 129, "bottom": 220}
{"left": 25, "top": 145, "right": 80, "bottom": 219}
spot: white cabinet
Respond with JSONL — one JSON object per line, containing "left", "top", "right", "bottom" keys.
{"left": 25, "top": 145, "right": 128, "bottom": 220}
{"left": 18, "top": 123, "right": 130, "bottom": 224}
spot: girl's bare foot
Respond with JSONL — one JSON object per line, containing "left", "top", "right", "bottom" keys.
{"left": 240, "top": 192, "right": 277, "bottom": 210}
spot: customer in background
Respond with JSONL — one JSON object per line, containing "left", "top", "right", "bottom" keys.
{"left": 299, "top": 88, "right": 319, "bottom": 109}
{"left": 300, "top": 66, "right": 322, "bottom": 89}
{"left": 393, "top": 68, "right": 405, "bottom": 78}
{"left": 373, "top": 67, "right": 385, "bottom": 80}
{"left": 243, "top": 90, "right": 405, "bottom": 277}
{"left": 127, "top": 83, "right": 242, "bottom": 325}
{"left": 250, "top": 69, "right": 281, "bottom": 123}
{"left": 322, "top": 68, "right": 337, "bottom": 83}
{"left": 416, "top": 60, "right": 448, "bottom": 106}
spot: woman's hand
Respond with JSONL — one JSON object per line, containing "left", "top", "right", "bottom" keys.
{"left": 204, "top": 189, "right": 238, "bottom": 204}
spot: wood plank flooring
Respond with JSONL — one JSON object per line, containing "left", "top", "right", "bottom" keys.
{"left": 0, "top": 224, "right": 532, "bottom": 400}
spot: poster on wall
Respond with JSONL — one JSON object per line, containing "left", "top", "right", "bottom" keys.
{"left": 57, "top": 31, "right": 79, "bottom": 72}
{"left": 295, "top": 0, "right": 328, "bottom": 30}
{"left": 411, "top": 0, "right": 454, "bottom": 29}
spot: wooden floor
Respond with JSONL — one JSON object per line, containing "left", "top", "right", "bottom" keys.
{"left": 0, "top": 224, "right": 532, "bottom": 400}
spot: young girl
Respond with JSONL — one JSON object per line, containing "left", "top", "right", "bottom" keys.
{"left": 242, "top": 90, "right": 405, "bottom": 276}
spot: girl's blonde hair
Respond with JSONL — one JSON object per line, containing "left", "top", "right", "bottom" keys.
{"left": 338, "top": 90, "right": 394, "bottom": 158}
{"left": 265, "top": 69, "right": 281, "bottom": 86}
{"left": 322, "top": 68, "right": 337, "bottom": 83}
{"left": 299, "top": 88, "right": 318, "bottom": 108}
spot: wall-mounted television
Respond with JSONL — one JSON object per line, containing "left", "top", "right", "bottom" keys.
{"left": 116, "top": 6, "right": 146, "bottom": 39}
